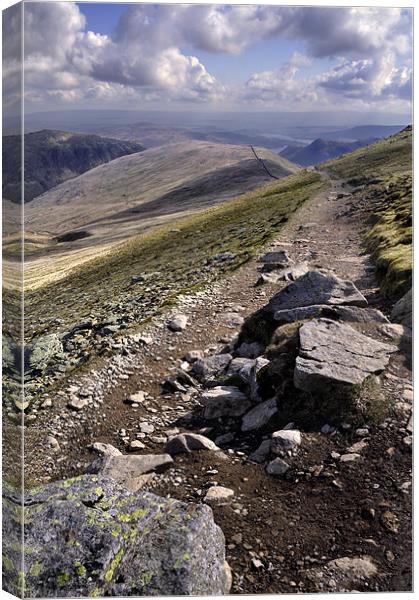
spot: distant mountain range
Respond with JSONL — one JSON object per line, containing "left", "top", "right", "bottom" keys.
{"left": 2, "top": 130, "right": 144, "bottom": 203}
{"left": 280, "top": 137, "right": 379, "bottom": 166}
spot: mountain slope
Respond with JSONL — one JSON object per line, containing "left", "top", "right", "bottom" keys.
{"left": 319, "top": 124, "right": 405, "bottom": 141}
{"left": 25, "top": 141, "right": 299, "bottom": 240}
{"left": 323, "top": 126, "right": 412, "bottom": 296}
{"left": 2, "top": 129, "right": 144, "bottom": 203}
{"left": 280, "top": 138, "right": 376, "bottom": 166}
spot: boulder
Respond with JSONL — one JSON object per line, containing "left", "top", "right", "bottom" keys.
{"left": 2, "top": 476, "right": 230, "bottom": 597}
{"left": 167, "top": 314, "right": 188, "bottom": 332}
{"left": 95, "top": 454, "right": 173, "bottom": 491}
{"left": 391, "top": 289, "right": 412, "bottom": 329}
{"left": 28, "top": 334, "right": 63, "bottom": 373}
{"left": 294, "top": 319, "right": 397, "bottom": 391}
{"left": 235, "top": 342, "right": 264, "bottom": 359}
{"left": 166, "top": 433, "right": 219, "bottom": 455}
{"left": 258, "top": 250, "right": 291, "bottom": 271}
{"left": 192, "top": 354, "right": 232, "bottom": 382}
{"left": 200, "top": 386, "right": 251, "bottom": 419}
{"left": 274, "top": 305, "right": 389, "bottom": 325}
{"left": 241, "top": 398, "right": 278, "bottom": 432}
{"left": 271, "top": 429, "right": 301, "bottom": 453}
{"left": 263, "top": 271, "right": 368, "bottom": 315}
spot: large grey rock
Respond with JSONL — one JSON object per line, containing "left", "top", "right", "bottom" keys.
{"left": 258, "top": 250, "right": 291, "bottom": 271}
{"left": 274, "top": 304, "right": 389, "bottom": 325}
{"left": 200, "top": 386, "right": 251, "bottom": 419}
{"left": 96, "top": 454, "right": 173, "bottom": 491}
{"left": 248, "top": 439, "right": 272, "bottom": 463}
{"left": 266, "top": 457, "right": 290, "bottom": 476}
{"left": 294, "top": 319, "right": 397, "bottom": 391}
{"left": 235, "top": 342, "right": 264, "bottom": 359}
{"left": 241, "top": 398, "right": 278, "bottom": 432}
{"left": 391, "top": 289, "right": 412, "bottom": 329}
{"left": 192, "top": 353, "right": 232, "bottom": 382}
{"left": 166, "top": 433, "right": 219, "bottom": 455}
{"left": 263, "top": 271, "right": 367, "bottom": 316}
{"left": 3, "top": 476, "right": 230, "bottom": 597}
{"left": 28, "top": 334, "right": 63, "bottom": 373}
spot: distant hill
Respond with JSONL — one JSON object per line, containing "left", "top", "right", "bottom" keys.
{"left": 94, "top": 122, "right": 296, "bottom": 150}
{"left": 280, "top": 138, "right": 377, "bottom": 166}
{"left": 2, "top": 130, "right": 144, "bottom": 203}
{"left": 319, "top": 124, "right": 405, "bottom": 141}
{"left": 24, "top": 140, "right": 299, "bottom": 258}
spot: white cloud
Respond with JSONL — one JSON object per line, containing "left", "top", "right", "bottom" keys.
{"left": 2, "top": 2, "right": 412, "bottom": 112}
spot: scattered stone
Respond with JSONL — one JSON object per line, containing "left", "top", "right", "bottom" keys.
{"left": 184, "top": 350, "right": 204, "bottom": 363}
{"left": 235, "top": 342, "right": 264, "bottom": 359}
{"left": 67, "top": 396, "right": 89, "bottom": 411}
{"left": 346, "top": 440, "right": 368, "bottom": 454}
{"left": 251, "top": 558, "right": 264, "bottom": 569}
{"left": 241, "top": 398, "right": 278, "bottom": 432}
{"left": 192, "top": 353, "right": 232, "bottom": 381}
{"left": 271, "top": 429, "right": 301, "bottom": 453}
{"left": 139, "top": 422, "right": 155, "bottom": 434}
{"left": 126, "top": 391, "right": 146, "bottom": 404}
{"left": 380, "top": 511, "right": 399, "bottom": 533}
{"left": 200, "top": 386, "right": 251, "bottom": 419}
{"left": 46, "top": 436, "right": 60, "bottom": 452}
{"left": 258, "top": 250, "right": 291, "bottom": 271}
{"left": 204, "top": 486, "right": 235, "bottom": 505}
{"left": 294, "top": 318, "right": 397, "bottom": 391}
{"left": 166, "top": 433, "right": 219, "bottom": 455}
{"left": 266, "top": 457, "right": 290, "bottom": 476}
{"left": 90, "top": 442, "right": 122, "bottom": 457}
{"left": 167, "top": 314, "right": 188, "bottom": 332}
{"left": 221, "top": 312, "right": 244, "bottom": 328}
{"left": 307, "top": 556, "right": 377, "bottom": 591}
{"left": 97, "top": 454, "right": 173, "bottom": 491}
{"left": 3, "top": 476, "right": 230, "bottom": 597}
{"left": 129, "top": 440, "right": 146, "bottom": 451}
{"left": 340, "top": 453, "right": 361, "bottom": 463}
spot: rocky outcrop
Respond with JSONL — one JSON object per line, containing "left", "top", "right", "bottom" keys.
{"left": 2, "top": 476, "right": 230, "bottom": 597}
{"left": 391, "top": 288, "right": 412, "bottom": 329}
{"left": 294, "top": 319, "right": 397, "bottom": 390}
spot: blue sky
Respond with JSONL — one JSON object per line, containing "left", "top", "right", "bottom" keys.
{"left": 3, "top": 2, "right": 413, "bottom": 115}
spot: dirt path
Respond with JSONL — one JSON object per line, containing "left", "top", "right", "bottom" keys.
{"left": 21, "top": 176, "right": 412, "bottom": 592}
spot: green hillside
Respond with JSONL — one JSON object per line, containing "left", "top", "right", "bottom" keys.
{"left": 324, "top": 126, "right": 412, "bottom": 297}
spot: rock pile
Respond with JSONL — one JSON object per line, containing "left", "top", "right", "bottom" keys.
{"left": 161, "top": 270, "right": 397, "bottom": 475}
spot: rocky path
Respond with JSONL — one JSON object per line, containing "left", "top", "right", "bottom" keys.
{"left": 20, "top": 176, "right": 412, "bottom": 593}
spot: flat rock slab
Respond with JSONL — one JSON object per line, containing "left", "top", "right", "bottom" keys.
{"left": 98, "top": 454, "right": 174, "bottom": 491}
{"left": 166, "top": 433, "right": 219, "bottom": 455}
{"left": 200, "top": 386, "right": 251, "bottom": 419}
{"left": 241, "top": 398, "right": 278, "bottom": 432}
{"left": 274, "top": 304, "right": 389, "bottom": 325}
{"left": 204, "top": 486, "right": 235, "bottom": 505}
{"left": 294, "top": 318, "right": 397, "bottom": 391}
{"left": 3, "top": 476, "right": 230, "bottom": 597}
{"left": 264, "top": 271, "right": 368, "bottom": 315}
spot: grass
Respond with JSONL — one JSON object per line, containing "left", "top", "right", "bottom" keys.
{"left": 322, "top": 127, "right": 412, "bottom": 298}
{"left": 23, "top": 170, "right": 326, "bottom": 341}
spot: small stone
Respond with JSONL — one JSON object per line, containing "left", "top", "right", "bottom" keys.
{"left": 46, "top": 436, "right": 60, "bottom": 452}
{"left": 380, "top": 511, "right": 399, "bottom": 533}
{"left": 204, "top": 486, "right": 235, "bottom": 505}
{"left": 90, "top": 442, "right": 122, "bottom": 457}
{"left": 184, "top": 350, "right": 204, "bottom": 363}
{"left": 126, "top": 391, "right": 146, "bottom": 404}
{"left": 129, "top": 440, "right": 146, "bottom": 451}
{"left": 167, "top": 314, "right": 188, "bottom": 332}
{"left": 266, "top": 457, "right": 290, "bottom": 476}
{"left": 249, "top": 440, "right": 271, "bottom": 463}
{"left": 271, "top": 429, "right": 301, "bottom": 454}
{"left": 139, "top": 422, "right": 155, "bottom": 434}
{"left": 166, "top": 433, "right": 219, "bottom": 455}
{"left": 67, "top": 396, "right": 88, "bottom": 411}
{"left": 346, "top": 439, "right": 368, "bottom": 454}
{"left": 251, "top": 558, "right": 264, "bottom": 570}
{"left": 340, "top": 453, "right": 361, "bottom": 463}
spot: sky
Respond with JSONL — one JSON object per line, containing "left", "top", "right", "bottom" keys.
{"left": 2, "top": 1, "right": 413, "bottom": 116}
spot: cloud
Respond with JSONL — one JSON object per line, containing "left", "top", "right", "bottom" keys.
{"left": 2, "top": 2, "right": 412, "bottom": 112}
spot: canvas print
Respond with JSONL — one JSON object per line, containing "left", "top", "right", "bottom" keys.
{"left": 2, "top": 1, "right": 413, "bottom": 596}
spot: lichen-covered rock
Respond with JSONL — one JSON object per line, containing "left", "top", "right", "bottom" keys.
{"left": 2, "top": 475, "right": 230, "bottom": 597}
{"left": 294, "top": 319, "right": 397, "bottom": 391}
{"left": 28, "top": 334, "right": 63, "bottom": 373}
